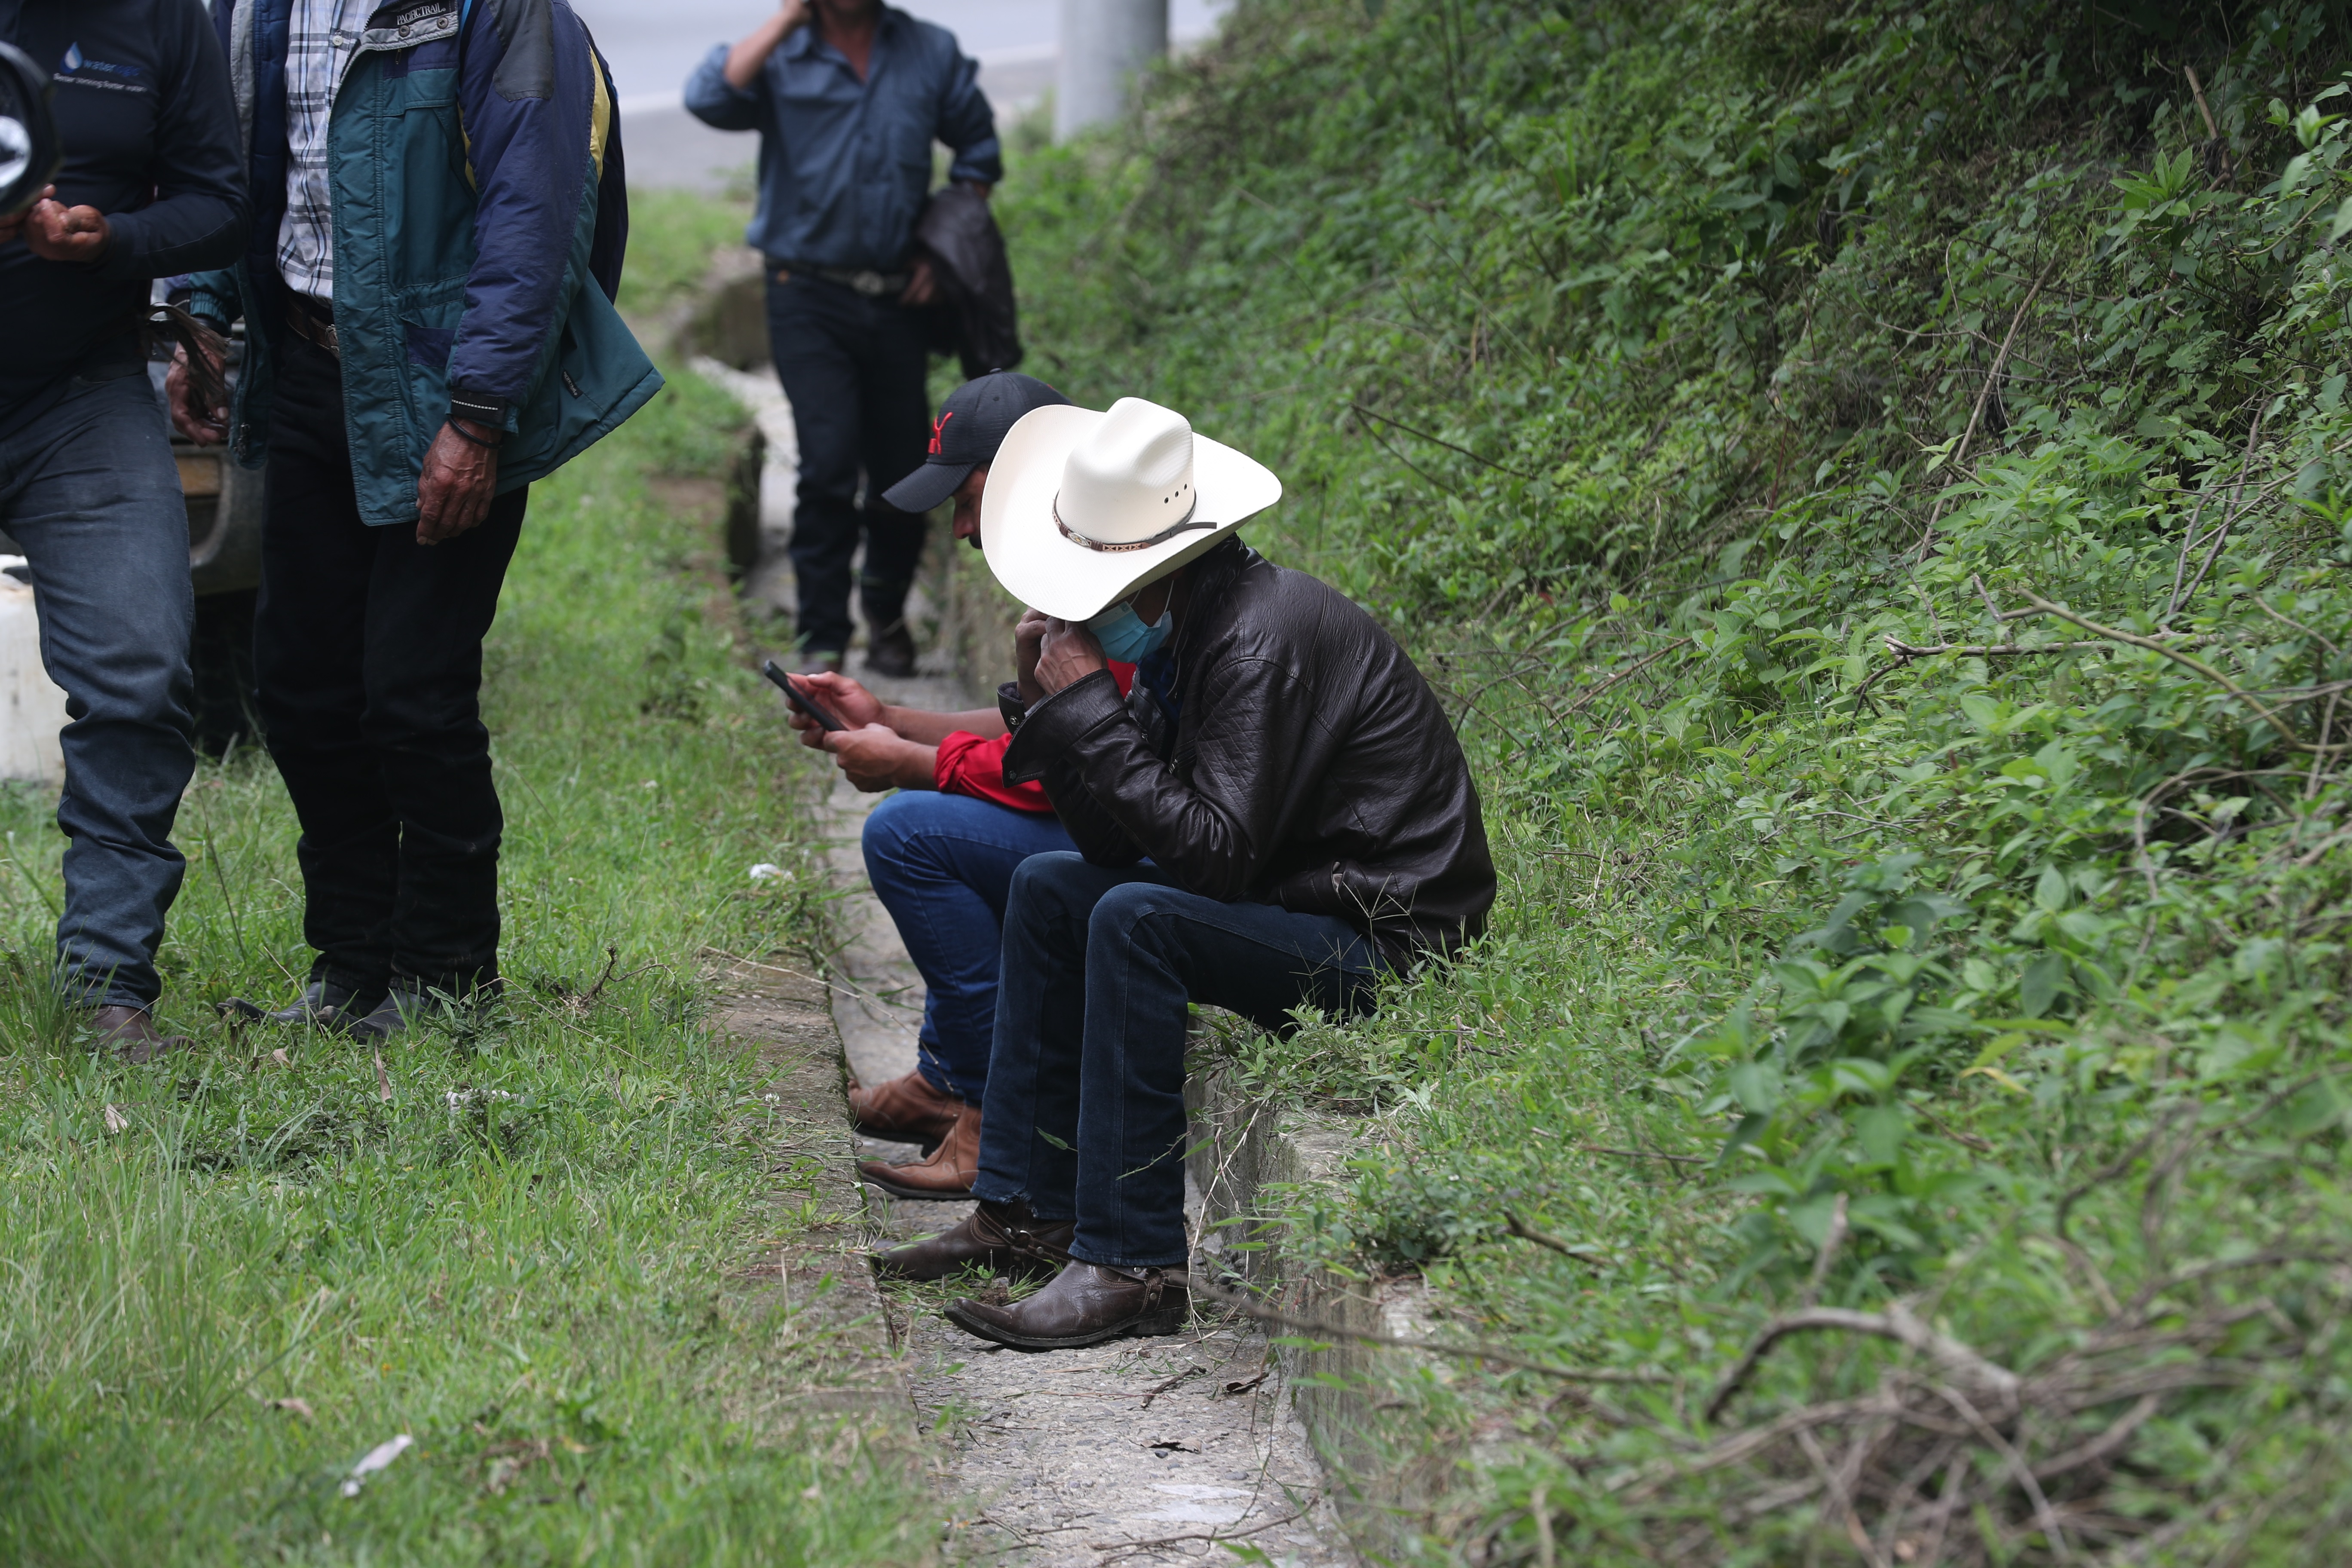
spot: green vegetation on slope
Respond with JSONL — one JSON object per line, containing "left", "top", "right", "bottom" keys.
{"left": 0, "top": 366, "right": 926, "bottom": 1563}
{"left": 1000, "top": 0, "right": 2352, "bottom": 1559}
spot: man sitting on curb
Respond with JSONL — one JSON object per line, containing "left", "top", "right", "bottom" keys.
{"left": 787, "top": 373, "right": 1133, "bottom": 1200}
{"left": 872, "top": 397, "right": 1497, "bottom": 1349}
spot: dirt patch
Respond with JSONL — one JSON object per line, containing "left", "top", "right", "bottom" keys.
{"left": 645, "top": 473, "right": 726, "bottom": 524}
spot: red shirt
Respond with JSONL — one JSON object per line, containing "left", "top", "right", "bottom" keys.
{"left": 933, "top": 663, "right": 1134, "bottom": 813}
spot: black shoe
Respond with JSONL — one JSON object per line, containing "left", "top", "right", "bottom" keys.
{"left": 349, "top": 976, "right": 502, "bottom": 1041}
{"left": 222, "top": 979, "right": 380, "bottom": 1032}
{"left": 863, "top": 620, "right": 918, "bottom": 678}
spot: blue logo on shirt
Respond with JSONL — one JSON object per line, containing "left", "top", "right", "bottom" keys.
{"left": 59, "top": 44, "right": 141, "bottom": 80}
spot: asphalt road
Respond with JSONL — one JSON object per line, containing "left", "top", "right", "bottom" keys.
{"left": 576, "top": 0, "right": 1229, "bottom": 190}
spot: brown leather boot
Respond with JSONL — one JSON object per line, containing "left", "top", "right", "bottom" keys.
{"left": 85, "top": 1005, "right": 190, "bottom": 1065}
{"left": 858, "top": 1104, "right": 980, "bottom": 1199}
{"left": 848, "top": 1068, "right": 963, "bottom": 1149}
{"left": 870, "top": 1198, "right": 1074, "bottom": 1283}
{"left": 945, "top": 1261, "right": 1190, "bottom": 1350}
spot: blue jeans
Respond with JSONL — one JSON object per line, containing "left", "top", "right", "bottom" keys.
{"left": 862, "top": 791, "right": 1075, "bottom": 1102}
{"left": 0, "top": 372, "right": 196, "bottom": 1009}
{"left": 973, "top": 854, "right": 1383, "bottom": 1269}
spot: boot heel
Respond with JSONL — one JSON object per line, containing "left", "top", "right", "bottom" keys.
{"left": 1131, "top": 1294, "right": 1191, "bottom": 1337}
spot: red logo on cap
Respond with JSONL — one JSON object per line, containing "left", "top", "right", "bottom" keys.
{"left": 928, "top": 410, "right": 954, "bottom": 455}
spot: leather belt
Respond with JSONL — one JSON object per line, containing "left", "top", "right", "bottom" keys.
{"left": 775, "top": 264, "right": 911, "bottom": 298}
{"left": 285, "top": 298, "right": 340, "bottom": 358}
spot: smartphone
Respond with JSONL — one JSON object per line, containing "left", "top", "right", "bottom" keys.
{"left": 761, "top": 660, "right": 848, "bottom": 733}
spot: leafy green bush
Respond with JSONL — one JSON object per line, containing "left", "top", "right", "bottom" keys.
{"left": 1007, "top": 0, "right": 2352, "bottom": 1558}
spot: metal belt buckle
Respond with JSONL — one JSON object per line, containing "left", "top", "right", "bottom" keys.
{"left": 848, "top": 270, "right": 889, "bottom": 297}
{"left": 290, "top": 303, "right": 339, "bottom": 359}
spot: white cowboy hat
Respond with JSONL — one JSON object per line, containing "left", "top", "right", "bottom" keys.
{"left": 979, "top": 396, "right": 1282, "bottom": 621}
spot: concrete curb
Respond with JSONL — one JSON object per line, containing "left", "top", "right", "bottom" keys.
{"left": 709, "top": 955, "right": 919, "bottom": 1427}
{"left": 1185, "top": 1060, "right": 1453, "bottom": 1559}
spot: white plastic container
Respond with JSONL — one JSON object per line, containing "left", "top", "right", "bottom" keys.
{"left": 0, "top": 557, "right": 68, "bottom": 784}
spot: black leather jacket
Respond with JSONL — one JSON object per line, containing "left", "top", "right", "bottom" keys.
{"left": 1001, "top": 540, "right": 1495, "bottom": 969}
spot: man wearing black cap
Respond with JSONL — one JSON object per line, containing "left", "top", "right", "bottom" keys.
{"left": 784, "top": 373, "right": 1143, "bottom": 1204}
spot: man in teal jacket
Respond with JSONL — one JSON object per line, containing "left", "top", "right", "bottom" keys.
{"left": 175, "top": 0, "right": 661, "bottom": 1037}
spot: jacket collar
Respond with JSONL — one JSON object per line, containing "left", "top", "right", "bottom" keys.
{"left": 1165, "top": 537, "right": 1257, "bottom": 669}
{"left": 780, "top": 5, "right": 906, "bottom": 74}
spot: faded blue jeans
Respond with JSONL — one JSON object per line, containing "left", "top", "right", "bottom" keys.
{"left": 0, "top": 371, "right": 196, "bottom": 1010}
{"left": 972, "top": 853, "right": 1383, "bottom": 1270}
{"left": 861, "top": 790, "right": 1075, "bottom": 1102}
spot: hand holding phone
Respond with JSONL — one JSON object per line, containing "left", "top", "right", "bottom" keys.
{"left": 762, "top": 660, "right": 847, "bottom": 732}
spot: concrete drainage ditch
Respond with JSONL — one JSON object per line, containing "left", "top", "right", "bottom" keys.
{"left": 680, "top": 290, "right": 1439, "bottom": 1560}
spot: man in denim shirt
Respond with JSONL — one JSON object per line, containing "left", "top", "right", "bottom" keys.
{"left": 687, "top": 0, "right": 1000, "bottom": 677}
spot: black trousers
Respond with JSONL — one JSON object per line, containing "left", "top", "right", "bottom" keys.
{"left": 765, "top": 271, "right": 930, "bottom": 657}
{"left": 254, "top": 331, "right": 524, "bottom": 995}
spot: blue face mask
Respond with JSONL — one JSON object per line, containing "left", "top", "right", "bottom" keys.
{"left": 1086, "top": 598, "right": 1173, "bottom": 663}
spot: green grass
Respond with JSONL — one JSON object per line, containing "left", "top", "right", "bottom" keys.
{"left": 612, "top": 187, "right": 756, "bottom": 321}
{"left": 0, "top": 353, "right": 932, "bottom": 1564}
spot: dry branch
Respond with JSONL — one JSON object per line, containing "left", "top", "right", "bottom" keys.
{"left": 1917, "top": 253, "right": 2060, "bottom": 560}
{"left": 1705, "top": 1302, "right": 2021, "bottom": 1424}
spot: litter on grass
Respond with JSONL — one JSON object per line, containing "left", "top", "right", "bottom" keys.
{"left": 341, "top": 1433, "right": 414, "bottom": 1496}
{"left": 749, "top": 862, "right": 792, "bottom": 882}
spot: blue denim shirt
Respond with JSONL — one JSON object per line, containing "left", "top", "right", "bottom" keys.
{"left": 685, "top": 9, "right": 1000, "bottom": 272}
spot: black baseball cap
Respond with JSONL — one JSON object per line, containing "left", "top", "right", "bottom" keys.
{"left": 882, "top": 372, "right": 1074, "bottom": 514}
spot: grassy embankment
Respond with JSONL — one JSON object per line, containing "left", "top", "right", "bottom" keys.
{"left": 995, "top": 0, "right": 2352, "bottom": 1559}
{"left": 0, "top": 194, "right": 934, "bottom": 1564}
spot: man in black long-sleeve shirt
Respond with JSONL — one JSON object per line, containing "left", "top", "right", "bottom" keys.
{"left": 0, "top": 0, "right": 247, "bottom": 1058}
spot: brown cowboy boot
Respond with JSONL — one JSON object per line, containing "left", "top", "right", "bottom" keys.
{"left": 945, "top": 1261, "right": 1190, "bottom": 1350}
{"left": 848, "top": 1068, "right": 963, "bottom": 1150}
{"left": 870, "top": 1197, "right": 1074, "bottom": 1283}
{"left": 858, "top": 1103, "right": 980, "bottom": 1199}
{"left": 84, "top": 1005, "right": 190, "bottom": 1065}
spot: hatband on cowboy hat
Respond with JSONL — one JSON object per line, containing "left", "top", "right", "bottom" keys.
{"left": 979, "top": 397, "right": 1281, "bottom": 621}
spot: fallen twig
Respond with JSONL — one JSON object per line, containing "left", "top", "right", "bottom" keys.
{"left": 2030, "top": 1393, "right": 2161, "bottom": 1483}
{"left": 1138, "top": 1365, "right": 1204, "bottom": 1410}
{"left": 1090, "top": 1508, "right": 1303, "bottom": 1563}
{"left": 1705, "top": 1302, "right": 2021, "bottom": 1424}
{"left": 1936, "top": 1381, "right": 2073, "bottom": 1562}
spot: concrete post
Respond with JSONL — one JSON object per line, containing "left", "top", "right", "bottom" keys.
{"left": 1055, "top": 0, "right": 1169, "bottom": 143}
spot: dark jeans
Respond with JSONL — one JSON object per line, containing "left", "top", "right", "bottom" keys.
{"left": 0, "top": 371, "right": 196, "bottom": 1009}
{"left": 861, "top": 790, "right": 1077, "bottom": 1102}
{"left": 973, "top": 854, "right": 1383, "bottom": 1268}
{"left": 254, "top": 332, "right": 524, "bottom": 995}
{"left": 765, "top": 272, "right": 929, "bottom": 657}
